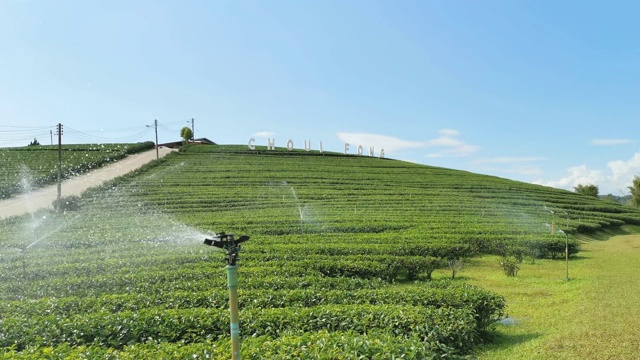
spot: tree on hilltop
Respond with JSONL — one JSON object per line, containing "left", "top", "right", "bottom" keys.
{"left": 27, "top": 138, "right": 40, "bottom": 146}
{"left": 629, "top": 175, "right": 640, "bottom": 207}
{"left": 180, "top": 127, "right": 194, "bottom": 144}
{"left": 574, "top": 184, "right": 599, "bottom": 197}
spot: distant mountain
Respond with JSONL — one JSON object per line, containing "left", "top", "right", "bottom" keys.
{"left": 600, "top": 194, "right": 632, "bottom": 205}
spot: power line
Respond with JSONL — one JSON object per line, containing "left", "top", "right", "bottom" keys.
{"left": 69, "top": 125, "right": 154, "bottom": 133}
{"left": 0, "top": 125, "right": 54, "bottom": 130}
{"left": 64, "top": 126, "right": 153, "bottom": 143}
{"left": 1, "top": 135, "right": 51, "bottom": 148}
{"left": 0, "top": 120, "right": 194, "bottom": 147}
{"left": 0, "top": 126, "right": 55, "bottom": 134}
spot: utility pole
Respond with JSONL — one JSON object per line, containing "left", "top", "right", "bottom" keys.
{"left": 56, "top": 123, "right": 63, "bottom": 209}
{"left": 50, "top": 130, "right": 53, "bottom": 146}
{"left": 186, "top": 118, "right": 195, "bottom": 140}
{"left": 154, "top": 119, "right": 159, "bottom": 159}
{"left": 146, "top": 120, "right": 159, "bottom": 159}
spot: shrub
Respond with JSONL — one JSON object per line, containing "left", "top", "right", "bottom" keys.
{"left": 52, "top": 195, "right": 82, "bottom": 212}
{"left": 499, "top": 256, "right": 520, "bottom": 277}
{"left": 538, "top": 237, "right": 579, "bottom": 259}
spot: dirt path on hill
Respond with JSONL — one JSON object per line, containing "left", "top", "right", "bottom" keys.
{"left": 0, "top": 148, "right": 175, "bottom": 219}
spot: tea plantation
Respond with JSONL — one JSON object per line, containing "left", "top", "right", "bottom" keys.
{"left": 2, "top": 144, "right": 640, "bottom": 359}
{"left": 0, "top": 142, "right": 154, "bottom": 200}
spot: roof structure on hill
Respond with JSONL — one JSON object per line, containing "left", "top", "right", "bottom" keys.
{"left": 158, "top": 138, "right": 217, "bottom": 148}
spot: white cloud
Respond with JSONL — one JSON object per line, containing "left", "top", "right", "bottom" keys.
{"left": 607, "top": 152, "right": 640, "bottom": 185}
{"left": 252, "top": 131, "right": 275, "bottom": 138}
{"left": 423, "top": 129, "right": 479, "bottom": 158}
{"left": 534, "top": 165, "right": 605, "bottom": 190}
{"left": 336, "top": 130, "right": 480, "bottom": 158}
{"left": 438, "top": 129, "right": 459, "bottom": 137}
{"left": 590, "top": 139, "right": 633, "bottom": 146}
{"left": 534, "top": 151, "right": 640, "bottom": 194}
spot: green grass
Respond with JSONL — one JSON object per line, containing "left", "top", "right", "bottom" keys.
{"left": 465, "top": 227, "right": 640, "bottom": 359}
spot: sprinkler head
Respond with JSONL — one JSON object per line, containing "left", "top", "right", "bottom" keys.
{"left": 204, "top": 232, "right": 250, "bottom": 266}
{"left": 204, "top": 233, "right": 249, "bottom": 248}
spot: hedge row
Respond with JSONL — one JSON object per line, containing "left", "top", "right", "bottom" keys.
{"left": 1, "top": 304, "right": 480, "bottom": 355}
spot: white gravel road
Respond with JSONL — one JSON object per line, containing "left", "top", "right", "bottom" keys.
{"left": 0, "top": 147, "right": 174, "bottom": 219}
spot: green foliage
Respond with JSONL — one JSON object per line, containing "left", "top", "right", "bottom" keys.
{"left": 499, "top": 256, "right": 520, "bottom": 276}
{"left": 574, "top": 184, "right": 599, "bottom": 197}
{"left": 180, "top": 127, "right": 194, "bottom": 143}
{"left": 0, "top": 331, "right": 477, "bottom": 359}
{"left": 421, "top": 256, "right": 446, "bottom": 280}
{"left": 51, "top": 195, "right": 82, "bottom": 212}
{"left": 629, "top": 175, "right": 640, "bottom": 207}
{"left": 538, "top": 236, "right": 579, "bottom": 259}
{"left": 27, "top": 138, "right": 40, "bottom": 146}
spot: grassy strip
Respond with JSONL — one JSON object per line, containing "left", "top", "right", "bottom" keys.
{"left": 465, "top": 227, "right": 640, "bottom": 359}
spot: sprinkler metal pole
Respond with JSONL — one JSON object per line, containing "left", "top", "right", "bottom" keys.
{"left": 565, "top": 232, "right": 569, "bottom": 281}
{"left": 565, "top": 216, "right": 569, "bottom": 281}
{"left": 204, "top": 233, "right": 249, "bottom": 360}
{"left": 227, "top": 264, "right": 240, "bottom": 359}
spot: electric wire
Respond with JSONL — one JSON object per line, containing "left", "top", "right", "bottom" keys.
{"left": 0, "top": 125, "right": 57, "bottom": 146}
{"left": 0, "top": 125, "right": 54, "bottom": 130}
{"left": 1, "top": 120, "right": 192, "bottom": 146}
{"left": 0, "top": 125, "right": 55, "bottom": 133}
{"left": 2, "top": 132, "right": 53, "bottom": 144}
{"left": 64, "top": 126, "right": 153, "bottom": 143}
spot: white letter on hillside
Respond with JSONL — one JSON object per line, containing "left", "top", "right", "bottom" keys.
{"left": 380, "top": 148, "right": 385, "bottom": 158}
{"left": 286, "top": 139, "right": 294, "bottom": 151}
{"left": 268, "top": 138, "right": 276, "bottom": 150}
{"left": 319, "top": 141, "right": 323, "bottom": 153}
{"left": 248, "top": 138, "right": 256, "bottom": 150}
{"left": 304, "top": 140, "right": 311, "bottom": 152}
{"left": 369, "top": 146, "right": 375, "bottom": 156}
{"left": 357, "top": 145, "right": 364, "bottom": 155}
{"left": 344, "top": 143, "right": 350, "bottom": 154}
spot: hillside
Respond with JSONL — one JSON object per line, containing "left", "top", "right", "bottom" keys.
{"left": 1, "top": 144, "right": 640, "bottom": 359}
{"left": 0, "top": 142, "right": 154, "bottom": 200}
{"left": 128, "top": 145, "right": 640, "bottom": 240}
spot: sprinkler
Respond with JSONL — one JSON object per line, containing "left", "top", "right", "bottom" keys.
{"left": 204, "top": 232, "right": 249, "bottom": 360}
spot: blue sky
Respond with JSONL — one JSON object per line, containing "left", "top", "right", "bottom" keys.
{"left": 1, "top": 1, "right": 639, "bottom": 195}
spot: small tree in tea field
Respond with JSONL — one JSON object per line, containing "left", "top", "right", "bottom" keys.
{"left": 180, "top": 127, "right": 194, "bottom": 143}
{"left": 499, "top": 256, "right": 520, "bottom": 276}
{"left": 423, "top": 256, "right": 445, "bottom": 280}
{"left": 574, "top": 184, "right": 599, "bottom": 197}
{"left": 446, "top": 244, "right": 474, "bottom": 279}
{"left": 629, "top": 175, "right": 640, "bottom": 207}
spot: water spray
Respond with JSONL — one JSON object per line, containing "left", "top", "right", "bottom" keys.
{"left": 204, "top": 232, "right": 250, "bottom": 360}
{"left": 545, "top": 205, "right": 571, "bottom": 281}
{"left": 544, "top": 206, "right": 555, "bottom": 234}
